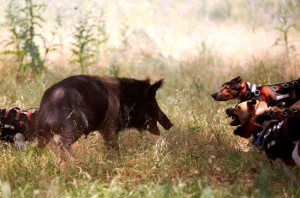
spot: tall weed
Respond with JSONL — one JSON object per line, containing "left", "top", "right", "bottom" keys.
{"left": 2, "top": 0, "right": 55, "bottom": 77}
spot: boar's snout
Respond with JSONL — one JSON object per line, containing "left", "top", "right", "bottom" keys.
{"left": 148, "top": 121, "right": 161, "bottom": 135}
{"left": 146, "top": 109, "right": 173, "bottom": 136}
{"left": 158, "top": 110, "right": 173, "bottom": 130}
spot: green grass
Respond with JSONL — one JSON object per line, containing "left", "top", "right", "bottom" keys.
{"left": 0, "top": 54, "right": 300, "bottom": 197}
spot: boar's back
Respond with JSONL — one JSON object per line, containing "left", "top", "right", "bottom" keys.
{"left": 36, "top": 75, "right": 110, "bottom": 134}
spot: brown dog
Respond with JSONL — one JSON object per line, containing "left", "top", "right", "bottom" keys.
{"left": 212, "top": 76, "right": 300, "bottom": 107}
{"left": 225, "top": 98, "right": 269, "bottom": 126}
{"left": 227, "top": 99, "right": 300, "bottom": 187}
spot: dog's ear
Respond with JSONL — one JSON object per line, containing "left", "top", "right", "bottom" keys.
{"left": 247, "top": 98, "right": 257, "bottom": 113}
{"left": 231, "top": 76, "right": 243, "bottom": 83}
{"left": 247, "top": 98, "right": 257, "bottom": 107}
{"left": 234, "top": 122, "right": 253, "bottom": 138}
{"left": 234, "top": 117, "right": 263, "bottom": 139}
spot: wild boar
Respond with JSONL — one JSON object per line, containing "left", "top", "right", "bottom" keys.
{"left": 35, "top": 75, "right": 173, "bottom": 157}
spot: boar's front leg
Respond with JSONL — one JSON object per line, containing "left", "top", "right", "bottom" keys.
{"left": 101, "top": 130, "right": 119, "bottom": 150}
{"left": 37, "top": 128, "right": 55, "bottom": 149}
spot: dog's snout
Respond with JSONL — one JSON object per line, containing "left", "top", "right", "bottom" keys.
{"left": 226, "top": 108, "right": 232, "bottom": 115}
{"left": 211, "top": 92, "right": 217, "bottom": 99}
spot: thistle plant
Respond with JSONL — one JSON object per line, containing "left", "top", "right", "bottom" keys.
{"left": 3, "top": 0, "right": 55, "bottom": 76}
{"left": 273, "top": 0, "right": 298, "bottom": 57}
{"left": 70, "top": 17, "right": 96, "bottom": 74}
{"left": 70, "top": 11, "right": 108, "bottom": 74}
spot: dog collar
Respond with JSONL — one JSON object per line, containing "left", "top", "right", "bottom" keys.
{"left": 263, "top": 120, "right": 284, "bottom": 150}
{"left": 245, "top": 82, "right": 272, "bottom": 104}
{"left": 239, "top": 84, "right": 247, "bottom": 98}
{"left": 15, "top": 109, "right": 22, "bottom": 120}
{"left": 24, "top": 109, "right": 36, "bottom": 121}
{"left": 269, "top": 79, "right": 300, "bottom": 101}
{"left": 272, "top": 108, "right": 297, "bottom": 120}
{"left": 243, "top": 82, "right": 260, "bottom": 98}
{"left": 241, "top": 82, "right": 253, "bottom": 99}
{"left": 26, "top": 111, "right": 32, "bottom": 120}
{"left": 260, "top": 87, "right": 271, "bottom": 104}
{"left": 4, "top": 109, "right": 10, "bottom": 118}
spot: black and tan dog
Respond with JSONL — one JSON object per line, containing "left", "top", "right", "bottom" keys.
{"left": 226, "top": 99, "right": 300, "bottom": 187}
{"left": 212, "top": 76, "right": 300, "bottom": 107}
{"left": 0, "top": 107, "right": 38, "bottom": 150}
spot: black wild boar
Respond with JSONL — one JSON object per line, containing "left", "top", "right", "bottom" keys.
{"left": 36, "top": 75, "right": 173, "bottom": 157}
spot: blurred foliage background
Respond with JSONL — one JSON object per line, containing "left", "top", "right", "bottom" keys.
{"left": 0, "top": 0, "right": 299, "bottom": 78}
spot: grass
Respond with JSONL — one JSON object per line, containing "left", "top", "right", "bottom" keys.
{"left": 0, "top": 57, "right": 300, "bottom": 197}
{"left": 0, "top": 0, "right": 300, "bottom": 197}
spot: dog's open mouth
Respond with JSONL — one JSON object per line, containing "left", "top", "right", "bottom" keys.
{"left": 229, "top": 114, "right": 240, "bottom": 126}
{"left": 226, "top": 108, "right": 241, "bottom": 126}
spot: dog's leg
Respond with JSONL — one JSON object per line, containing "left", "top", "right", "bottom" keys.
{"left": 272, "top": 158, "right": 298, "bottom": 188}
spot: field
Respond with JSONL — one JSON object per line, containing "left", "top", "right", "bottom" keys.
{"left": 0, "top": 0, "right": 300, "bottom": 197}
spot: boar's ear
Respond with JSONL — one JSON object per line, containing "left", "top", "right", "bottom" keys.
{"left": 145, "top": 77, "right": 151, "bottom": 84}
{"left": 146, "top": 79, "right": 164, "bottom": 98}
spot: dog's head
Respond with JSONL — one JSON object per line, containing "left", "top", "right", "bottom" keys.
{"left": 226, "top": 98, "right": 269, "bottom": 126}
{"left": 233, "top": 117, "right": 263, "bottom": 138}
{"left": 234, "top": 112, "right": 280, "bottom": 140}
{"left": 211, "top": 76, "right": 246, "bottom": 101}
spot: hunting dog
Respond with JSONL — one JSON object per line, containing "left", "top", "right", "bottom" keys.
{"left": 226, "top": 99, "right": 300, "bottom": 187}
{"left": 36, "top": 75, "right": 173, "bottom": 158}
{"left": 212, "top": 76, "right": 300, "bottom": 107}
{"left": 0, "top": 107, "right": 38, "bottom": 150}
